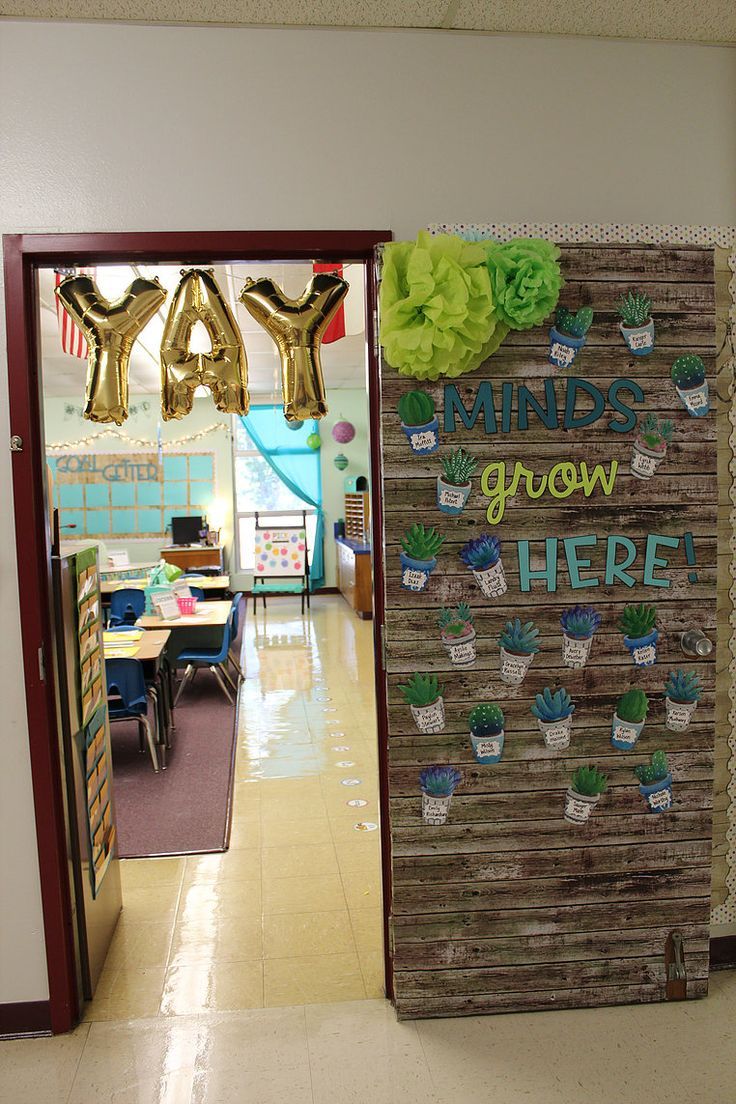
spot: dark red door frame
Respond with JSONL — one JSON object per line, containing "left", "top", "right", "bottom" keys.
{"left": 2, "top": 230, "right": 393, "bottom": 1033}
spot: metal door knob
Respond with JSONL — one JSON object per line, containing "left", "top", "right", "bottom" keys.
{"left": 680, "top": 629, "right": 713, "bottom": 657}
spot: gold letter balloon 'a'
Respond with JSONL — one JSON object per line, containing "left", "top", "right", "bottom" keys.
{"left": 161, "top": 268, "right": 249, "bottom": 421}
{"left": 55, "top": 274, "right": 167, "bottom": 425}
{"left": 239, "top": 272, "right": 349, "bottom": 422}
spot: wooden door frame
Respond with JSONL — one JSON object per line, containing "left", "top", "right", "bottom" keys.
{"left": 2, "top": 229, "right": 393, "bottom": 1033}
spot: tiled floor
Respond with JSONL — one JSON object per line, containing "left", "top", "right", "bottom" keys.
{"left": 83, "top": 595, "right": 383, "bottom": 1022}
{"left": 3, "top": 976, "right": 736, "bottom": 1103}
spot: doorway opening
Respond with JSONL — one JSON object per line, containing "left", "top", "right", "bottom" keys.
{"left": 4, "top": 231, "right": 391, "bottom": 1033}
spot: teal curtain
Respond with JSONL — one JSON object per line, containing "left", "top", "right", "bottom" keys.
{"left": 240, "top": 406, "right": 324, "bottom": 590}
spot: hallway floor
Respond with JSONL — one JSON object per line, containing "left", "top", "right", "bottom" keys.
{"left": 83, "top": 595, "right": 383, "bottom": 1022}
{"left": 4, "top": 974, "right": 736, "bottom": 1103}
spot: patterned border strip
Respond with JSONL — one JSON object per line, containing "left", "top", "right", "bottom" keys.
{"left": 429, "top": 222, "right": 736, "bottom": 926}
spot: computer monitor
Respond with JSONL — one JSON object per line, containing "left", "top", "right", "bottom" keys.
{"left": 171, "top": 515, "right": 204, "bottom": 546}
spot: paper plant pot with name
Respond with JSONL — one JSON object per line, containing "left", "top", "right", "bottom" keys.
{"left": 397, "top": 390, "right": 440, "bottom": 454}
{"left": 618, "top": 290, "right": 655, "bottom": 356}
{"left": 468, "top": 703, "right": 505, "bottom": 764}
{"left": 671, "top": 355, "right": 710, "bottom": 418}
{"left": 663, "top": 669, "right": 702, "bottom": 732}
{"left": 564, "top": 765, "right": 608, "bottom": 825}
{"left": 498, "top": 618, "right": 540, "bottom": 686}
{"left": 548, "top": 306, "right": 594, "bottom": 368}
{"left": 399, "top": 673, "right": 445, "bottom": 734}
{"left": 399, "top": 524, "right": 445, "bottom": 592}
{"left": 419, "top": 765, "right": 462, "bottom": 825}
{"left": 459, "top": 534, "right": 507, "bottom": 599}
{"left": 611, "top": 689, "right": 649, "bottom": 750}
{"left": 436, "top": 448, "right": 478, "bottom": 515}
{"left": 634, "top": 750, "right": 673, "bottom": 813}
{"left": 437, "top": 603, "right": 477, "bottom": 669}
{"left": 560, "top": 605, "right": 602, "bottom": 668}
{"left": 531, "top": 687, "right": 575, "bottom": 750}
{"left": 630, "top": 414, "right": 673, "bottom": 480}
{"left": 619, "top": 603, "right": 658, "bottom": 667}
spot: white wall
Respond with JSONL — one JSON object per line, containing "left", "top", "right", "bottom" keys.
{"left": 1, "top": 20, "right": 735, "bottom": 1008}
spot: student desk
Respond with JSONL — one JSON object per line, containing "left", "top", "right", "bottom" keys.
{"left": 137, "top": 600, "right": 231, "bottom": 664}
{"left": 103, "top": 629, "right": 174, "bottom": 766}
{"left": 100, "top": 575, "right": 230, "bottom": 598}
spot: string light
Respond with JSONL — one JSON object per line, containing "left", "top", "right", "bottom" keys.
{"left": 46, "top": 422, "right": 230, "bottom": 451}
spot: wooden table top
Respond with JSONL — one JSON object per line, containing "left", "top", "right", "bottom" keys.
{"left": 103, "top": 629, "right": 171, "bottom": 661}
{"left": 136, "top": 600, "right": 231, "bottom": 629}
{"left": 100, "top": 574, "right": 230, "bottom": 595}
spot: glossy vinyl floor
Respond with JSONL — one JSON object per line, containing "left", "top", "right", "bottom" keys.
{"left": 84, "top": 595, "right": 384, "bottom": 1023}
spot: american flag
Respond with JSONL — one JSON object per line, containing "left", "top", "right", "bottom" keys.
{"left": 55, "top": 269, "right": 90, "bottom": 358}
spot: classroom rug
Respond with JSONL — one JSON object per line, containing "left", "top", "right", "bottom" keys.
{"left": 110, "top": 668, "right": 238, "bottom": 857}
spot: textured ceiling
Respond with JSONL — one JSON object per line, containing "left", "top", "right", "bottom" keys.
{"left": 1, "top": 0, "right": 735, "bottom": 42}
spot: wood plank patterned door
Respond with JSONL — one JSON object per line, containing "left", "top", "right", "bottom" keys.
{"left": 379, "top": 243, "right": 717, "bottom": 1018}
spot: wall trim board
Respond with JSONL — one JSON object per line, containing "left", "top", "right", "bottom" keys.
{"left": 2, "top": 228, "right": 392, "bottom": 1033}
{"left": 0, "top": 999, "right": 51, "bottom": 1038}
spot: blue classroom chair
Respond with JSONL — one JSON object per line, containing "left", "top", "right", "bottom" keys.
{"left": 106, "top": 658, "right": 159, "bottom": 772}
{"left": 174, "top": 611, "right": 238, "bottom": 707}
{"left": 109, "top": 587, "right": 145, "bottom": 627}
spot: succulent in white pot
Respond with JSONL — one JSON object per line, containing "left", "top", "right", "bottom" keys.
{"left": 611, "top": 689, "right": 649, "bottom": 750}
{"left": 399, "top": 672, "right": 445, "bottom": 734}
{"left": 498, "top": 618, "right": 540, "bottom": 686}
{"left": 437, "top": 603, "right": 477, "bottom": 669}
{"left": 459, "top": 534, "right": 507, "bottom": 599}
{"left": 630, "top": 414, "right": 673, "bottom": 480}
{"left": 531, "top": 687, "right": 575, "bottom": 750}
{"left": 437, "top": 448, "right": 478, "bottom": 515}
{"left": 419, "top": 765, "right": 462, "bottom": 825}
{"left": 560, "top": 605, "right": 602, "bottom": 668}
{"left": 564, "top": 765, "right": 608, "bottom": 825}
{"left": 663, "top": 669, "right": 702, "bottom": 732}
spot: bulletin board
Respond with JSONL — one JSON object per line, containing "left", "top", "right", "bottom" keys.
{"left": 380, "top": 235, "right": 718, "bottom": 1018}
{"left": 47, "top": 450, "right": 215, "bottom": 538}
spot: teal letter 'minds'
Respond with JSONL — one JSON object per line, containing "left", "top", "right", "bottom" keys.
{"left": 444, "top": 382, "right": 497, "bottom": 433}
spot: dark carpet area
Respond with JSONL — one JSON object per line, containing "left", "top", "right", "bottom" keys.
{"left": 110, "top": 670, "right": 238, "bottom": 858}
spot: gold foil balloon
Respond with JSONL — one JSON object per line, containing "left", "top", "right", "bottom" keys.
{"left": 54, "top": 274, "right": 166, "bottom": 425}
{"left": 239, "top": 273, "right": 348, "bottom": 422}
{"left": 161, "top": 268, "right": 249, "bottom": 420}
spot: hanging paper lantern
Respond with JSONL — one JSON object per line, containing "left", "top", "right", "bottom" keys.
{"left": 286, "top": 419, "right": 304, "bottom": 431}
{"left": 306, "top": 432, "right": 322, "bottom": 450}
{"left": 334, "top": 453, "right": 349, "bottom": 471}
{"left": 332, "top": 419, "right": 356, "bottom": 444}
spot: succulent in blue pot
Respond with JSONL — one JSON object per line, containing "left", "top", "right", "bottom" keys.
{"left": 560, "top": 605, "right": 602, "bottom": 668}
{"left": 664, "top": 669, "right": 702, "bottom": 731}
{"left": 548, "top": 305, "right": 594, "bottom": 368}
{"left": 619, "top": 603, "right": 658, "bottom": 667}
{"left": 611, "top": 689, "right": 649, "bottom": 750}
{"left": 671, "top": 355, "right": 709, "bottom": 417}
{"left": 531, "top": 687, "right": 575, "bottom": 749}
{"left": 565, "top": 765, "right": 608, "bottom": 824}
{"left": 634, "top": 750, "right": 673, "bottom": 813}
{"left": 459, "top": 534, "right": 507, "bottom": 599}
{"left": 419, "top": 764, "right": 462, "bottom": 824}
{"left": 617, "top": 290, "right": 654, "bottom": 356}
{"left": 400, "top": 524, "right": 445, "bottom": 593}
{"left": 437, "top": 448, "right": 478, "bottom": 515}
{"left": 468, "top": 703, "right": 505, "bottom": 764}
{"left": 397, "top": 390, "right": 440, "bottom": 454}
{"left": 498, "top": 618, "right": 540, "bottom": 686}
{"left": 399, "top": 672, "right": 445, "bottom": 733}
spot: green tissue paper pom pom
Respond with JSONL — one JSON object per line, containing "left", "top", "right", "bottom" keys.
{"left": 485, "top": 238, "right": 564, "bottom": 331}
{"left": 379, "top": 231, "right": 504, "bottom": 381}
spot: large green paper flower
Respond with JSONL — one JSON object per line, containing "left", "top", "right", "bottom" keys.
{"left": 485, "top": 238, "right": 563, "bottom": 330}
{"left": 380, "top": 231, "right": 502, "bottom": 380}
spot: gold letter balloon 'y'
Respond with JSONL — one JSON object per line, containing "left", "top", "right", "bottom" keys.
{"left": 161, "top": 268, "right": 249, "bottom": 420}
{"left": 239, "top": 273, "right": 349, "bottom": 421}
{"left": 54, "top": 274, "right": 166, "bottom": 425}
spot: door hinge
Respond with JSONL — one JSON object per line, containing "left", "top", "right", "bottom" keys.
{"left": 38, "top": 645, "right": 46, "bottom": 683}
{"left": 665, "top": 930, "right": 687, "bottom": 1000}
{"left": 380, "top": 623, "right": 388, "bottom": 669}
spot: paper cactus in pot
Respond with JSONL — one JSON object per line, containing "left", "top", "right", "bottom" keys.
{"left": 611, "top": 688, "right": 649, "bottom": 750}
{"left": 399, "top": 672, "right": 445, "bottom": 734}
{"left": 397, "top": 390, "right": 440, "bottom": 454}
{"left": 564, "top": 764, "right": 608, "bottom": 824}
{"left": 560, "top": 605, "right": 602, "bottom": 668}
{"left": 671, "top": 354, "right": 709, "bottom": 417}
{"left": 631, "top": 414, "right": 673, "bottom": 480}
{"left": 619, "top": 603, "right": 658, "bottom": 667}
{"left": 531, "top": 686, "right": 575, "bottom": 750}
{"left": 617, "top": 290, "right": 654, "bottom": 355}
{"left": 549, "top": 305, "right": 594, "bottom": 368}
{"left": 634, "top": 750, "right": 673, "bottom": 812}
{"left": 459, "top": 534, "right": 507, "bottom": 599}
{"left": 437, "top": 603, "right": 477, "bottom": 668}
{"left": 468, "top": 703, "right": 505, "bottom": 764}
{"left": 419, "top": 764, "right": 462, "bottom": 825}
{"left": 437, "top": 448, "right": 478, "bottom": 514}
{"left": 399, "top": 523, "right": 445, "bottom": 592}
{"left": 498, "top": 618, "right": 540, "bottom": 686}
{"left": 663, "top": 669, "right": 702, "bottom": 731}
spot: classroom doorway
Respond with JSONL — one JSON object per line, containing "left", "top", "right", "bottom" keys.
{"left": 4, "top": 231, "right": 392, "bottom": 1033}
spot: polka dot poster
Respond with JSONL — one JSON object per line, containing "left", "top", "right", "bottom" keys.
{"left": 253, "top": 527, "right": 307, "bottom": 575}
